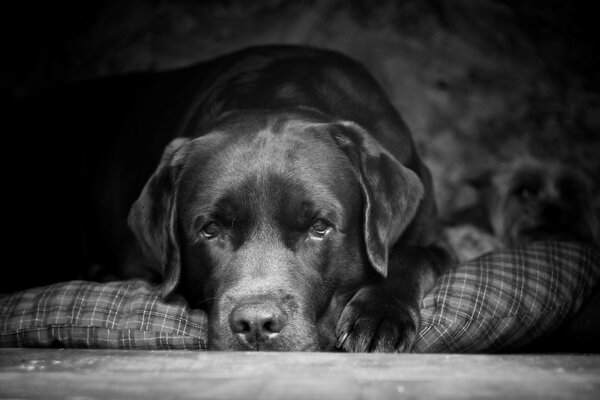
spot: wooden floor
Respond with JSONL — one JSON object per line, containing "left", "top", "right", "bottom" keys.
{"left": 0, "top": 348, "right": 599, "bottom": 399}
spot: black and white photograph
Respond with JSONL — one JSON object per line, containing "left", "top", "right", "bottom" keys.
{"left": 1, "top": 0, "right": 599, "bottom": 398}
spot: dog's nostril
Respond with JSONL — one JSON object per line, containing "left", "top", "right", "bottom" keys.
{"left": 230, "top": 319, "right": 252, "bottom": 334}
{"left": 264, "top": 318, "right": 284, "bottom": 334}
{"left": 229, "top": 302, "right": 287, "bottom": 339}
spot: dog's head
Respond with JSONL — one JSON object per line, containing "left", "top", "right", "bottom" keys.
{"left": 488, "top": 159, "right": 598, "bottom": 246}
{"left": 128, "top": 109, "right": 423, "bottom": 351}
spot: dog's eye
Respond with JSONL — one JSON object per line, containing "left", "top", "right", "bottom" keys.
{"left": 201, "top": 222, "right": 220, "bottom": 239}
{"left": 518, "top": 188, "right": 537, "bottom": 200}
{"left": 309, "top": 219, "right": 331, "bottom": 239}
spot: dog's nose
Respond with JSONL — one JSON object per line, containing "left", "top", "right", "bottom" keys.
{"left": 229, "top": 302, "right": 287, "bottom": 348}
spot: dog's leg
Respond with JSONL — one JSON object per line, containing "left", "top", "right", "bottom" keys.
{"left": 336, "top": 244, "right": 452, "bottom": 353}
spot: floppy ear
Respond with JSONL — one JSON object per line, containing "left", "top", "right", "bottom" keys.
{"left": 333, "top": 122, "right": 424, "bottom": 277}
{"left": 128, "top": 138, "right": 190, "bottom": 298}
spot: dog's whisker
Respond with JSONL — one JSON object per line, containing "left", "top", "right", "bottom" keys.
{"left": 192, "top": 296, "right": 225, "bottom": 309}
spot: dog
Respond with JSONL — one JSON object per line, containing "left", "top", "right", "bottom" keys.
{"left": 8, "top": 45, "right": 454, "bottom": 351}
{"left": 486, "top": 158, "right": 598, "bottom": 246}
{"left": 445, "top": 158, "right": 598, "bottom": 255}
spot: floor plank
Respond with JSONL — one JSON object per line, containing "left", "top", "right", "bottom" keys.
{"left": 1, "top": 348, "right": 599, "bottom": 399}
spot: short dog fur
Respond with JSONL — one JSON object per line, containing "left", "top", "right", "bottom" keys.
{"left": 10, "top": 45, "right": 454, "bottom": 351}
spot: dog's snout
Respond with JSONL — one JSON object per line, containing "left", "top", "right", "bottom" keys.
{"left": 229, "top": 302, "right": 288, "bottom": 349}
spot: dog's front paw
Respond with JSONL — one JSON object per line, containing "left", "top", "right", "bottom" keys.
{"left": 335, "top": 286, "right": 419, "bottom": 353}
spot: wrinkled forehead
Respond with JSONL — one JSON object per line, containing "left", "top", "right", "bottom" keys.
{"left": 179, "top": 115, "right": 359, "bottom": 214}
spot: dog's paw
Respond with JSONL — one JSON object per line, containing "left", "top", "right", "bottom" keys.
{"left": 335, "top": 286, "right": 419, "bottom": 353}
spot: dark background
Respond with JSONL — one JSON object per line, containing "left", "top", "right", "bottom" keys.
{"left": 1, "top": 0, "right": 599, "bottom": 284}
{"left": 3, "top": 0, "right": 599, "bottom": 216}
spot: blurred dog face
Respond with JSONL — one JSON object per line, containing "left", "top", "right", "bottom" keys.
{"left": 489, "top": 159, "right": 598, "bottom": 246}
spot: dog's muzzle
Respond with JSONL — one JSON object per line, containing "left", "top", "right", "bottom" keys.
{"left": 228, "top": 300, "right": 288, "bottom": 350}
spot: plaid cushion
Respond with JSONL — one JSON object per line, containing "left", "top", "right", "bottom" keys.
{"left": 415, "top": 241, "right": 600, "bottom": 352}
{"left": 0, "top": 280, "right": 207, "bottom": 350}
{"left": 0, "top": 241, "right": 598, "bottom": 352}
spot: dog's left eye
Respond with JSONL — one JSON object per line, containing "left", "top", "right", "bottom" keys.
{"left": 518, "top": 188, "right": 536, "bottom": 200}
{"left": 309, "top": 219, "right": 331, "bottom": 239}
{"left": 201, "top": 222, "right": 221, "bottom": 239}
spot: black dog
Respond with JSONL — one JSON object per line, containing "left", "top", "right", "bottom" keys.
{"left": 8, "top": 46, "right": 453, "bottom": 351}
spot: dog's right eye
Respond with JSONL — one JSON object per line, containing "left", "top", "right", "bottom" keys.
{"left": 517, "top": 187, "right": 540, "bottom": 201}
{"left": 201, "top": 222, "right": 220, "bottom": 239}
{"left": 519, "top": 189, "right": 531, "bottom": 199}
{"left": 309, "top": 219, "right": 332, "bottom": 239}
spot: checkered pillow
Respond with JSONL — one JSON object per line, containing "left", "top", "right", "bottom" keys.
{"left": 1, "top": 241, "right": 598, "bottom": 352}
{"left": 415, "top": 241, "right": 600, "bottom": 352}
{"left": 0, "top": 280, "right": 207, "bottom": 350}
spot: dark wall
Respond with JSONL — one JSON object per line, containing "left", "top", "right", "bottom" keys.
{"left": 1, "top": 1, "right": 598, "bottom": 291}
{"left": 3, "top": 0, "right": 599, "bottom": 213}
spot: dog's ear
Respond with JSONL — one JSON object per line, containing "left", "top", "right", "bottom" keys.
{"left": 128, "top": 138, "right": 190, "bottom": 298}
{"left": 332, "top": 122, "right": 424, "bottom": 277}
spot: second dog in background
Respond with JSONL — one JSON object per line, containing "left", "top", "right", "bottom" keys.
{"left": 445, "top": 158, "right": 598, "bottom": 261}
{"left": 487, "top": 159, "right": 598, "bottom": 247}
